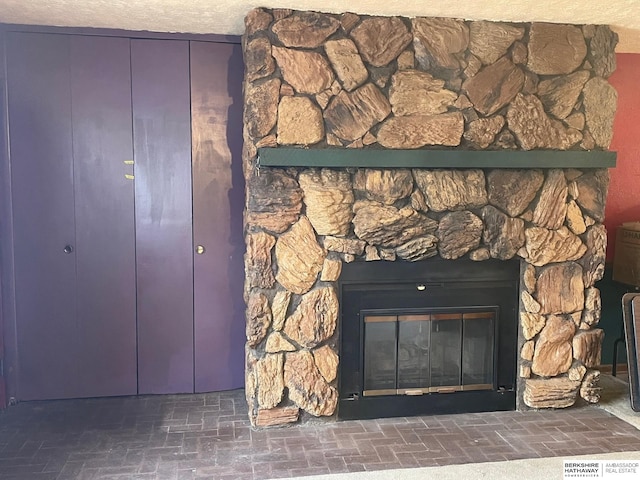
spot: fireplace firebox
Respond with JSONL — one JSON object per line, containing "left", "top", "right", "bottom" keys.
{"left": 338, "top": 257, "right": 519, "bottom": 420}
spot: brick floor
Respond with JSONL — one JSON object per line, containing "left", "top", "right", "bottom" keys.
{"left": 1, "top": 390, "right": 640, "bottom": 479}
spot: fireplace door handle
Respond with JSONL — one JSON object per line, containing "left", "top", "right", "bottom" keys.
{"left": 415, "top": 282, "right": 444, "bottom": 291}
{"left": 404, "top": 389, "right": 424, "bottom": 396}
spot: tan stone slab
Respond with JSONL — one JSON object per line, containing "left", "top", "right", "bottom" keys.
{"left": 313, "top": 345, "right": 339, "bottom": 383}
{"left": 487, "top": 169, "right": 544, "bottom": 218}
{"left": 320, "top": 258, "right": 342, "bottom": 282}
{"left": 395, "top": 235, "right": 439, "bottom": 262}
{"left": 265, "top": 332, "right": 297, "bottom": 353}
{"left": 532, "top": 170, "right": 568, "bottom": 231}
{"left": 353, "top": 168, "right": 414, "bottom": 205}
{"left": 299, "top": 169, "right": 354, "bottom": 236}
{"left": 246, "top": 166, "right": 302, "bottom": 234}
{"left": 285, "top": 350, "right": 338, "bottom": 416}
{"left": 277, "top": 96, "right": 324, "bottom": 146}
{"left": 271, "top": 290, "right": 292, "bottom": 332}
{"left": 527, "top": 23, "right": 587, "bottom": 75}
{"left": 521, "top": 340, "right": 535, "bottom": 361}
{"left": 245, "top": 8, "right": 273, "bottom": 37}
{"left": 566, "top": 200, "right": 587, "bottom": 235}
{"left": 469, "top": 21, "right": 524, "bottom": 65}
{"left": 579, "top": 225, "right": 607, "bottom": 288}
{"left": 481, "top": 205, "right": 525, "bottom": 260}
{"left": 581, "top": 287, "right": 602, "bottom": 326}
{"left": 538, "top": 70, "right": 590, "bottom": 120}
{"left": 244, "top": 78, "right": 280, "bottom": 139}
{"left": 275, "top": 216, "right": 326, "bottom": 295}
{"left": 353, "top": 202, "right": 437, "bottom": 248}
{"left": 272, "top": 12, "right": 340, "bottom": 48}
{"left": 256, "top": 353, "right": 284, "bottom": 409}
{"left": 377, "top": 113, "right": 464, "bottom": 148}
{"left": 246, "top": 292, "right": 272, "bottom": 348}
{"left": 521, "top": 312, "right": 546, "bottom": 340}
{"left": 245, "top": 37, "right": 275, "bottom": 82}
{"left": 255, "top": 406, "right": 300, "bottom": 427}
{"left": 463, "top": 116, "right": 505, "bottom": 149}
{"left": 325, "top": 83, "right": 391, "bottom": 141}
{"left": 589, "top": 25, "right": 618, "bottom": 78}
{"left": 415, "top": 169, "right": 487, "bottom": 213}
{"left": 523, "top": 376, "right": 580, "bottom": 408}
{"left": 506, "top": 94, "right": 582, "bottom": 150}
{"left": 575, "top": 170, "right": 609, "bottom": 223}
{"left": 324, "top": 38, "right": 368, "bottom": 92}
{"left": 272, "top": 46, "right": 334, "bottom": 95}
{"left": 463, "top": 57, "right": 524, "bottom": 116}
{"left": 531, "top": 315, "right": 575, "bottom": 377}
{"left": 284, "top": 287, "right": 338, "bottom": 349}
{"left": 573, "top": 329, "right": 605, "bottom": 367}
{"left": 323, "top": 236, "right": 366, "bottom": 255}
{"left": 412, "top": 17, "right": 469, "bottom": 71}
{"left": 245, "top": 232, "right": 276, "bottom": 290}
{"left": 523, "top": 227, "right": 586, "bottom": 267}
{"left": 350, "top": 17, "right": 412, "bottom": 67}
{"left": 437, "top": 211, "right": 483, "bottom": 260}
{"left": 583, "top": 77, "right": 617, "bottom": 149}
{"left": 524, "top": 264, "right": 537, "bottom": 293}
{"left": 536, "top": 262, "right": 585, "bottom": 314}
{"left": 389, "top": 70, "right": 457, "bottom": 116}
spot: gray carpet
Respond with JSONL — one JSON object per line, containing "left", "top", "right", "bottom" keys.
{"left": 285, "top": 451, "right": 640, "bottom": 480}
{"left": 597, "top": 372, "right": 640, "bottom": 429}
{"left": 283, "top": 374, "right": 640, "bottom": 480}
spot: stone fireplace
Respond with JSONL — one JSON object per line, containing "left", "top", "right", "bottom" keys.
{"left": 241, "top": 8, "right": 618, "bottom": 427}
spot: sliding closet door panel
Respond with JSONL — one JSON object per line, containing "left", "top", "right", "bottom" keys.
{"left": 0, "top": 31, "right": 8, "bottom": 407}
{"left": 70, "top": 36, "right": 137, "bottom": 397}
{"left": 132, "top": 39, "right": 194, "bottom": 394}
{"left": 190, "top": 41, "right": 245, "bottom": 392}
{"left": 7, "top": 33, "right": 78, "bottom": 400}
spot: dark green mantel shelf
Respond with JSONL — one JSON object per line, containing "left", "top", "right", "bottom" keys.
{"left": 257, "top": 148, "right": 616, "bottom": 169}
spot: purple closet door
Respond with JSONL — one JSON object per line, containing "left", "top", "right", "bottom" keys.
{"left": 7, "top": 33, "right": 79, "bottom": 400}
{"left": 8, "top": 33, "right": 137, "bottom": 400}
{"left": 70, "top": 36, "right": 137, "bottom": 397}
{"left": 132, "top": 39, "right": 194, "bottom": 394}
{"left": 190, "top": 41, "right": 245, "bottom": 392}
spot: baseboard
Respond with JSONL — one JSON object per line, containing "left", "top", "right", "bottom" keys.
{"left": 600, "top": 363, "right": 628, "bottom": 375}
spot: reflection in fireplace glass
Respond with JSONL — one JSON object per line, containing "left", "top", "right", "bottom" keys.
{"left": 463, "top": 312, "right": 495, "bottom": 386}
{"left": 363, "top": 309, "right": 496, "bottom": 396}
{"left": 363, "top": 316, "right": 397, "bottom": 393}
{"left": 398, "top": 315, "right": 430, "bottom": 390}
{"left": 430, "top": 313, "right": 462, "bottom": 388}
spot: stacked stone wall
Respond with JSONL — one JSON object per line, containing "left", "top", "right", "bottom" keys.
{"left": 241, "top": 8, "right": 618, "bottom": 427}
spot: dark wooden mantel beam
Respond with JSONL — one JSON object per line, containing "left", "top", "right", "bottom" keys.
{"left": 257, "top": 148, "right": 616, "bottom": 169}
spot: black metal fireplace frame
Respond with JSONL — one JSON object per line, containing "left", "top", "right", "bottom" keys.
{"left": 338, "top": 257, "right": 520, "bottom": 420}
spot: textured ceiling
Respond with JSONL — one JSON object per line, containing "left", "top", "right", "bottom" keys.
{"left": 1, "top": 0, "right": 640, "bottom": 52}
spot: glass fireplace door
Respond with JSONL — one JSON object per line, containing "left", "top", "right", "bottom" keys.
{"left": 363, "top": 308, "right": 497, "bottom": 396}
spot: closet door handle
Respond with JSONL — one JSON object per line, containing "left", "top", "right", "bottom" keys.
{"left": 63, "top": 245, "right": 74, "bottom": 254}
{"left": 195, "top": 245, "right": 205, "bottom": 255}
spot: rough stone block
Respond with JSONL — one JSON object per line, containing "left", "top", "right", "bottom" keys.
{"left": 573, "top": 329, "right": 605, "bottom": 367}
{"left": 523, "top": 376, "right": 581, "bottom": 408}
{"left": 284, "top": 287, "right": 338, "bottom": 349}
{"left": 255, "top": 406, "right": 300, "bottom": 427}
{"left": 275, "top": 216, "right": 326, "bottom": 295}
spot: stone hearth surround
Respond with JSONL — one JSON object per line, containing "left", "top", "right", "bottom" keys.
{"left": 241, "top": 8, "right": 618, "bottom": 427}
